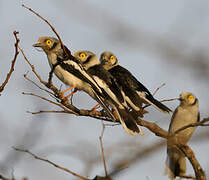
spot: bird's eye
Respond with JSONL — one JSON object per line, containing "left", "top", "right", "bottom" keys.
{"left": 110, "top": 55, "right": 115, "bottom": 62}
{"left": 188, "top": 95, "right": 194, "bottom": 101}
{"left": 46, "top": 40, "right": 52, "bottom": 46}
{"left": 79, "top": 53, "right": 86, "bottom": 59}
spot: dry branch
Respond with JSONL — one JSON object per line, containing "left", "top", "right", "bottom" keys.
{"left": 178, "top": 144, "right": 206, "bottom": 180}
{"left": 99, "top": 122, "right": 108, "bottom": 177}
{"left": 0, "top": 31, "right": 19, "bottom": 94}
{"left": 173, "top": 118, "right": 209, "bottom": 135}
{"left": 13, "top": 147, "right": 89, "bottom": 180}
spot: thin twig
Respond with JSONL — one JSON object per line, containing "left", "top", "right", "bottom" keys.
{"left": 143, "top": 97, "right": 179, "bottom": 109}
{"left": 152, "top": 83, "right": 166, "bottom": 96}
{"left": 23, "top": 73, "right": 54, "bottom": 96}
{"left": 13, "top": 147, "right": 89, "bottom": 180}
{"left": 22, "top": 4, "right": 66, "bottom": 54}
{"left": 22, "top": 92, "right": 77, "bottom": 115}
{"left": 173, "top": 118, "right": 209, "bottom": 135}
{"left": 179, "top": 175, "right": 196, "bottom": 179}
{"left": 27, "top": 110, "right": 67, "bottom": 115}
{"left": 0, "top": 31, "right": 19, "bottom": 94}
{"left": 99, "top": 122, "right": 108, "bottom": 176}
{"left": 160, "top": 97, "right": 179, "bottom": 103}
{"left": 19, "top": 47, "right": 44, "bottom": 84}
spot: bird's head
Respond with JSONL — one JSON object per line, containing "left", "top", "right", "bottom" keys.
{"left": 100, "top": 51, "right": 118, "bottom": 70}
{"left": 179, "top": 91, "right": 197, "bottom": 106}
{"left": 33, "top": 36, "right": 61, "bottom": 54}
{"left": 73, "top": 50, "right": 100, "bottom": 69}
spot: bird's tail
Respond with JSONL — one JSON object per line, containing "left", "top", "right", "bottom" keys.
{"left": 92, "top": 90, "right": 116, "bottom": 121}
{"left": 165, "top": 146, "right": 186, "bottom": 179}
{"left": 142, "top": 94, "right": 172, "bottom": 114}
{"left": 115, "top": 107, "right": 143, "bottom": 136}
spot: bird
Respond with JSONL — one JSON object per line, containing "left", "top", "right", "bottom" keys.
{"left": 100, "top": 51, "right": 172, "bottom": 114}
{"left": 73, "top": 50, "right": 143, "bottom": 135}
{"left": 165, "top": 91, "right": 199, "bottom": 179}
{"left": 33, "top": 36, "right": 115, "bottom": 120}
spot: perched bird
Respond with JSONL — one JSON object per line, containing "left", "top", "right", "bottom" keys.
{"left": 74, "top": 50, "right": 143, "bottom": 135}
{"left": 33, "top": 36, "right": 115, "bottom": 120}
{"left": 166, "top": 91, "right": 199, "bottom": 179}
{"left": 100, "top": 51, "right": 172, "bottom": 114}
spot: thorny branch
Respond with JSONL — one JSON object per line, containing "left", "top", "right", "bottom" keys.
{"left": 0, "top": 31, "right": 19, "bottom": 94}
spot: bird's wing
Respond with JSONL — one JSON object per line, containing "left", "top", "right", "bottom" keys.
{"left": 60, "top": 60, "right": 115, "bottom": 120}
{"left": 88, "top": 64, "right": 125, "bottom": 104}
{"left": 109, "top": 65, "right": 152, "bottom": 95}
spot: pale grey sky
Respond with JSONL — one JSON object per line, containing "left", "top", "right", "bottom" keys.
{"left": 0, "top": 0, "right": 209, "bottom": 179}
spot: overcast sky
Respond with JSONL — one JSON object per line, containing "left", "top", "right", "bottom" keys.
{"left": 0, "top": 0, "right": 209, "bottom": 180}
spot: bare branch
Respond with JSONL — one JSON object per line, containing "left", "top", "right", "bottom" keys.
{"left": 99, "top": 122, "right": 108, "bottom": 176}
{"left": 178, "top": 144, "right": 206, "bottom": 180}
{"left": 152, "top": 83, "right": 166, "bottom": 96}
{"left": 19, "top": 47, "right": 44, "bottom": 84}
{"left": 27, "top": 110, "right": 68, "bottom": 115}
{"left": 13, "top": 147, "right": 89, "bottom": 180}
{"left": 22, "top": 4, "right": 66, "bottom": 54}
{"left": 23, "top": 73, "right": 54, "bottom": 96}
{"left": 138, "top": 118, "right": 169, "bottom": 138}
{"left": 143, "top": 97, "right": 179, "bottom": 109}
{"left": 179, "top": 175, "right": 195, "bottom": 179}
{"left": 0, "top": 31, "right": 19, "bottom": 94}
{"left": 22, "top": 92, "right": 77, "bottom": 115}
{"left": 173, "top": 118, "right": 209, "bottom": 135}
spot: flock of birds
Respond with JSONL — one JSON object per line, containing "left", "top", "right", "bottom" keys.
{"left": 33, "top": 36, "right": 200, "bottom": 179}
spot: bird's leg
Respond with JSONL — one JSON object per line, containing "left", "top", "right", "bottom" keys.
{"left": 140, "top": 108, "right": 149, "bottom": 115}
{"left": 61, "top": 86, "right": 75, "bottom": 94}
{"left": 112, "top": 109, "right": 119, "bottom": 120}
{"left": 65, "top": 88, "right": 78, "bottom": 98}
{"left": 91, "top": 103, "right": 101, "bottom": 115}
{"left": 61, "top": 86, "right": 77, "bottom": 98}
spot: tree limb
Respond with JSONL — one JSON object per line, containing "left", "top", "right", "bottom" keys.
{"left": 0, "top": 31, "right": 19, "bottom": 94}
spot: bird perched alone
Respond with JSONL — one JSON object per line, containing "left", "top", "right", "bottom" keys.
{"left": 100, "top": 51, "right": 172, "bottom": 114}
{"left": 33, "top": 36, "right": 115, "bottom": 120}
{"left": 165, "top": 92, "right": 199, "bottom": 179}
{"left": 73, "top": 50, "right": 143, "bottom": 136}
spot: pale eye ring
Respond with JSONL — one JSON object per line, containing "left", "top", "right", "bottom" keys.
{"left": 188, "top": 95, "right": 194, "bottom": 101}
{"left": 46, "top": 40, "right": 52, "bottom": 46}
{"left": 110, "top": 55, "right": 115, "bottom": 61}
{"left": 79, "top": 53, "right": 86, "bottom": 59}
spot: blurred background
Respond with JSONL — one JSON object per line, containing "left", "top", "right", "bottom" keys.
{"left": 0, "top": 0, "right": 209, "bottom": 179}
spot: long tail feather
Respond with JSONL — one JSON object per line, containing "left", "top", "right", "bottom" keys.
{"left": 116, "top": 108, "right": 143, "bottom": 136}
{"left": 142, "top": 94, "right": 172, "bottom": 113}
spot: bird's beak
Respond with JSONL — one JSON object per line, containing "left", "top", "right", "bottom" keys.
{"left": 101, "top": 58, "right": 107, "bottom": 63}
{"left": 33, "top": 43, "right": 42, "bottom": 47}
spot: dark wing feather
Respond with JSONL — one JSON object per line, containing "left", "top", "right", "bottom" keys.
{"left": 110, "top": 65, "right": 172, "bottom": 113}
{"left": 59, "top": 61, "right": 115, "bottom": 120}
{"left": 109, "top": 65, "right": 152, "bottom": 95}
{"left": 87, "top": 64, "right": 125, "bottom": 104}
